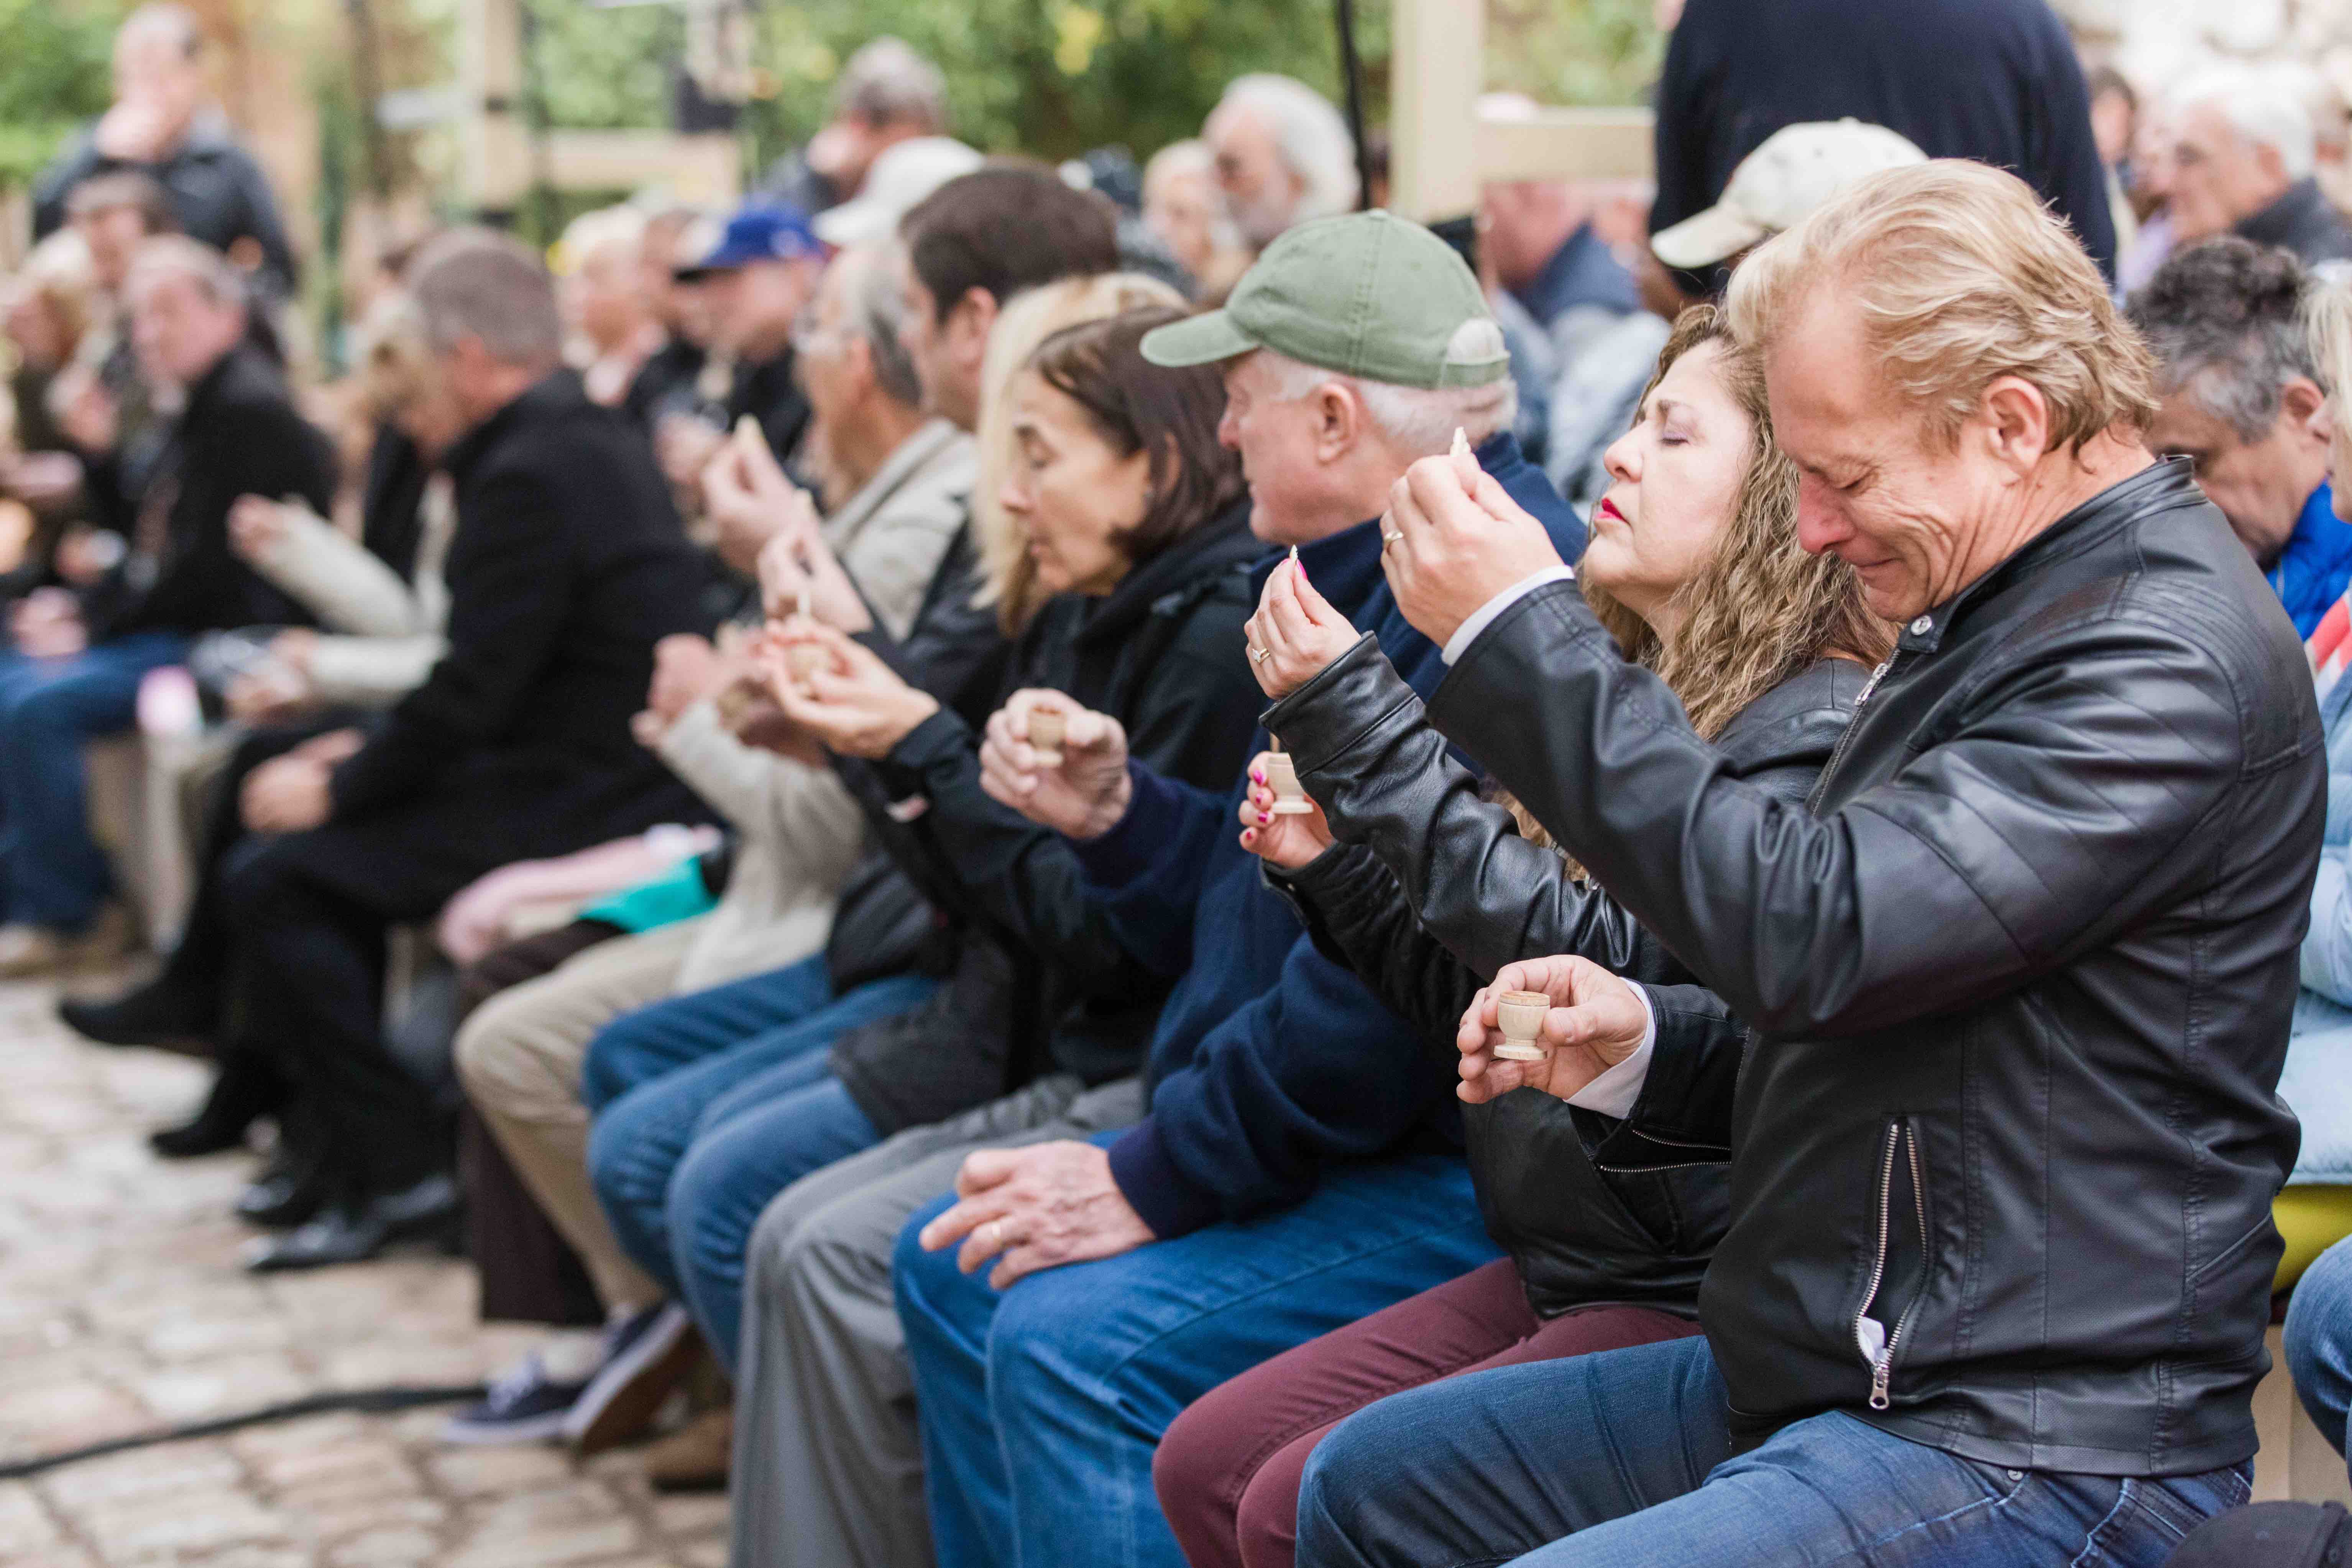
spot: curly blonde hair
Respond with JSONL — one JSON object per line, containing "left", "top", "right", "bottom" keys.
{"left": 1507, "top": 304, "right": 1889, "bottom": 858}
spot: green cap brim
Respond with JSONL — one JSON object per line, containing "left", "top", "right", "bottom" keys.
{"left": 1140, "top": 309, "right": 1259, "bottom": 368}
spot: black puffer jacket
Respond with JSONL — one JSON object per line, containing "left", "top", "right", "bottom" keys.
{"left": 830, "top": 502, "right": 1268, "bottom": 1133}
{"left": 1271, "top": 458, "right": 2321, "bottom": 1477}
{"left": 1272, "top": 657, "right": 1859, "bottom": 1318}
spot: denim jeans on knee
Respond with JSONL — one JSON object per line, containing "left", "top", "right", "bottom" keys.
{"left": 895, "top": 1149, "right": 1503, "bottom": 1568}
{"left": 2287, "top": 1232, "right": 2352, "bottom": 1470}
{"left": 586, "top": 971, "right": 935, "bottom": 1300}
{"left": 0, "top": 632, "right": 189, "bottom": 929}
{"left": 666, "top": 1071, "right": 880, "bottom": 1371}
{"left": 1294, "top": 1334, "right": 2253, "bottom": 1568}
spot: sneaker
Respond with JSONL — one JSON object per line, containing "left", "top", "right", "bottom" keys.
{"left": 441, "top": 1353, "right": 588, "bottom": 1445}
{"left": 563, "top": 1300, "right": 700, "bottom": 1455}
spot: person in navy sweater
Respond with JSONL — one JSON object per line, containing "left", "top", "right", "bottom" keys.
{"left": 885, "top": 212, "right": 1587, "bottom": 1568}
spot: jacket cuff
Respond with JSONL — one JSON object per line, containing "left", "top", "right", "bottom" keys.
{"left": 1073, "top": 761, "right": 1184, "bottom": 888}
{"left": 1261, "top": 632, "right": 1417, "bottom": 774}
{"left": 885, "top": 706, "right": 971, "bottom": 776}
{"left": 1432, "top": 576, "right": 1610, "bottom": 723}
{"left": 1104, "top": 1116, "right": 1215, "bottom": 1240}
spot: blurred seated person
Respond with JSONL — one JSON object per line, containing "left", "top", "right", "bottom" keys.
{"left": 0, "top": 235, "right": 333, "bottom": 976}
{"left": 210, "top": 230, "right": 715, "bottom": 1273}
{"left": 1142, "top": 140, "right": 1249, "bottom": 300}
{"left": 2169, "top": 66, "right": 2352, "bottom": 268}
{"left": 54, "top": 171, "right": 179, "bottom": 540}
{"left": 2129, "top": 237, "right": 2352, "bottom": 634}
{"left": 621, "top": 208, "right": 710, "bottom": 432}
{"left": 1, "top": 231, "right": 102, "bottom": 591}
{"left": 32, "top": 3, "right": 299, "bottom": 297}
{"left": 59, "top": 289, "right": 466, "bottom": 1169}
{"left": 439, "top": 241, "right": 975, "bottom": 1445}
{"left": 655, "top": 204, "right": 824, "bottom": 516}
{"left": 558, "top": 206, "right": 667, "bottom": 410}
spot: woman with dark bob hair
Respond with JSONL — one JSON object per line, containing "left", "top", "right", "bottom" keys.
{"left": 581, "top": 300, "right": 1272, "bottom": 1375}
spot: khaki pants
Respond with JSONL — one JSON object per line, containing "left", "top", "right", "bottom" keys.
{"left": 453, "top": 919, "right": 703, "bottom": 1312}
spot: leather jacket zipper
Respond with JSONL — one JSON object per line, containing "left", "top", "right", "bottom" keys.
{"left": 1854, "top": 1117, "right": 1928, "bottom": 1410}
{"left": 1807, "top": 652, "right": 1899, "bottom": 813}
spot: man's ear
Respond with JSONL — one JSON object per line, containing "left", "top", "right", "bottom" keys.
{"left": 1312, "top": 381, "right": 1363, "bottom": 465}
{"left": 949, "top": 287, "right": 998, "bottom": 371}
{"left": 1977, "top": 374, "right": 2053, "bottom": 478}
{"left": 2282, "top": 375, "right": 2330, "bottom": 437}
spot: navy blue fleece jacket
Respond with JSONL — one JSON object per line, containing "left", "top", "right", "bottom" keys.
{"left": 1075, "top": 431, "right": 1587, "bottom": 1237}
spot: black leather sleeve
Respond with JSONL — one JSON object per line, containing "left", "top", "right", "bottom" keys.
{"left": 1273, "top": 845, "right": 1482, "bottom": 1057}
{"left": 1264, "top": 632, "right": 1665, "bottom": 984}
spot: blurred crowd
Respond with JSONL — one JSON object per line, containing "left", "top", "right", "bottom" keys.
{"left": 15, "top": 3, "right": 2352, "bottom": 1567}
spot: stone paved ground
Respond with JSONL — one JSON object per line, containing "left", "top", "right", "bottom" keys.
{"left": 0, "top": 974, "right": 728, "bottom": 1568}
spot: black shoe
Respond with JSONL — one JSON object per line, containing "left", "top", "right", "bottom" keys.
{"left": 150, "top": 1055, "right": 287, "bottom": 1161}
{"left": 60, "top": 979, "right": 214, "bottom": 1054}
{"left": 243, "top": 1172, "right": 460, "bottom": 1274}
{"left": 235, "top": 1145, "right": 330, "bottom": 1229}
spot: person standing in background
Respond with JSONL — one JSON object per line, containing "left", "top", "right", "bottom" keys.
{"left": 32, "top": 3, "right": 299, "bottom": 298}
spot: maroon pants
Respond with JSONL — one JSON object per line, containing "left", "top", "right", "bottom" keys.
{"left": 1151, "top": 1258, "right": 1699, "bottom": 1568}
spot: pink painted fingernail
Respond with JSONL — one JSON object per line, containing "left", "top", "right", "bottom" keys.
{"left": 1258, "top": 811, "right": 1271, "bottom": 826}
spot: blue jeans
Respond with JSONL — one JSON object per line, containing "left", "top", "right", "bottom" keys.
{"left": 583, "top": 956, "right": 936, "bottom": 1363}
{"left": 1294, "top": 1334, "right": 2253, "bottom": 1568}
{"left": 0, "top": 632, "right": 187, "bottom": 929}
{"left": 894, "top": 1150, "right": 1503, "bottom": 1568}
{"left": 2286, "top": 1233, "right": 2352, "bottom": 1471}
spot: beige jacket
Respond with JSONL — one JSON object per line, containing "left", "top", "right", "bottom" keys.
{"left": 654, "top": 418, "right": 975, "bottom": 990}
{"left": 247, "top": 477, "right": 457, "bottom": 707}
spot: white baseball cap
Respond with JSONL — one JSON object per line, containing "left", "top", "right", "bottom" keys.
{"left": 1651, "top": 118, "right": 1928, "bottom": 269}
{"left": 814, "top": 136, "right": 986, "bottom": 249}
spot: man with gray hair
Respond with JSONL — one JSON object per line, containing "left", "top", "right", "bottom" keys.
{"left": 871, "top": 209, "right": 1577, "bottom": 1568}
{"left": 2130, "top": 236, "right": 2352, "bottom": 633}
{"left": 1204, "top": 73, "right": 1361, "bottom": 252}
{"left": 0, "top": 232, "right": 333, "bottom": 976}
{"left": 222, "top": 229, "right": 717, "bottom": 1272}
{"left": 768, "top": 36, "right": 951, "bottom": 214}
{"left": 2170, "top": 66, "right": 2352, "bottom": 265}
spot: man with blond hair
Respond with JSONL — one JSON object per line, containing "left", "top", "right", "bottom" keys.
{"left": 1272, "top": 160, "right": 2314, "bottom": 1567}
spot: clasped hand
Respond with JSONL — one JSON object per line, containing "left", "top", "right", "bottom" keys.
{"left": 758, "top": 620, "right": 938, "bottom": 759}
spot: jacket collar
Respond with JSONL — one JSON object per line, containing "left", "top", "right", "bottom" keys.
{"left": 1895, "top": 456, "right": 2196, "bottom": 653}
{"left": 1079, "top": 496, "right": 1265, "bottom": 646}
{"left": 443, "top": 368, "right": 589, "bottom": 484}
{"left": 823, "top": 418, "right": 970, "bottom": 546}
{"left": 2237, "top": 177, "right": 2331, "bottom": 251}
{"left": 182, "top": 340, "right": 255, "bottom": 417}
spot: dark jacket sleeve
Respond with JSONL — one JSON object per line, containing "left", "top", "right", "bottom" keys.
{"left": 331, "top": 464, "right": 574, "bottom": 815}
{"left": 1070, "top": 763, "right": 1231, "bottom": 980}
{"left": 31, "top": 136, "right": 101, "bottom": 239}
{"left": 1339, "top": 576, "right": 2257, "bottom": 1043}
{"left": 1276, "top": 844, "right": 1482, "bottom": 1055}
{"left": 2022, "top": 3, "right": 2117, "bottom": 279}
{"left": 875, "top": 622, "right": 1260, "bottom": 994}
{"left": 222, "top": 145, "right": 300, "bottom": 295}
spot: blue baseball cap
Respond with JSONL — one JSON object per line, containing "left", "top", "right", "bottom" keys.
{"left": 676, "top": 203, "right": 822, "bottom": 278}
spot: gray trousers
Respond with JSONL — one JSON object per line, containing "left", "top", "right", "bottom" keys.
{"left": 729, "top": 1073, "right": 1147, "bottom": 1568}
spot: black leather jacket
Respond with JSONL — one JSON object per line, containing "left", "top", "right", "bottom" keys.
{"left": 1272, "top": 657, "right": 1860, "bottom": 1318}
{"left": 1270, "top": 460, "right": 2321, "bottom": 1476}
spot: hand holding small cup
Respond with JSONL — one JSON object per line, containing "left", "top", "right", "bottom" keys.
{"left": 979, "top": 690, "right": 1134, "bottom": 840}
{"left": 1235, "top": 749, "right": 1334, "bottom": 869}
{"left": 1455, "top": 954, "right": 1649, "bottom": 1106}
{"left": 1380, "top": 434, "right": 1565, "bottom": 650}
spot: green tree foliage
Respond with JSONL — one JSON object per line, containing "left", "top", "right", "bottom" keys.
{"left": 0, "top": 0, "right": 119, "bottom": 186}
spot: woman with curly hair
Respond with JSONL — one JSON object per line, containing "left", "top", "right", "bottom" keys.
{"left": 1155, "top": 304, "right": 1889, "bottom": 1568}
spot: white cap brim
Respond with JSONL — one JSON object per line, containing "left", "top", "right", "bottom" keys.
{"left": 814, "top": 196, "right": 887, "bottom": 249}
{"left": 1650, "top": 202, "right": 1770, "bottom": 271}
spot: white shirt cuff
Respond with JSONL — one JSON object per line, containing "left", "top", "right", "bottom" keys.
{"left": 1442, "top": 566, "right": 1578, "bottom": 665}
{"left": 1563, "top": 981, "right": 1657, "bottom": 1119}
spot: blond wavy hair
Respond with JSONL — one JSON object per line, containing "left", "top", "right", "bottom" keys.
{"left": 1508, "top": 305, "right": 1889, "bottom": 859}
{"left": 971, "top": 271, "right": 1187, "bottom": 633}
{"left": 1725, "top": 160, "right": 2158, "bottom": 454}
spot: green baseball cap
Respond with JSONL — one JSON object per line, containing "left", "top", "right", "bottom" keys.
{"left": 1141, "top": 210, "right": 1511, "bottom": 389}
